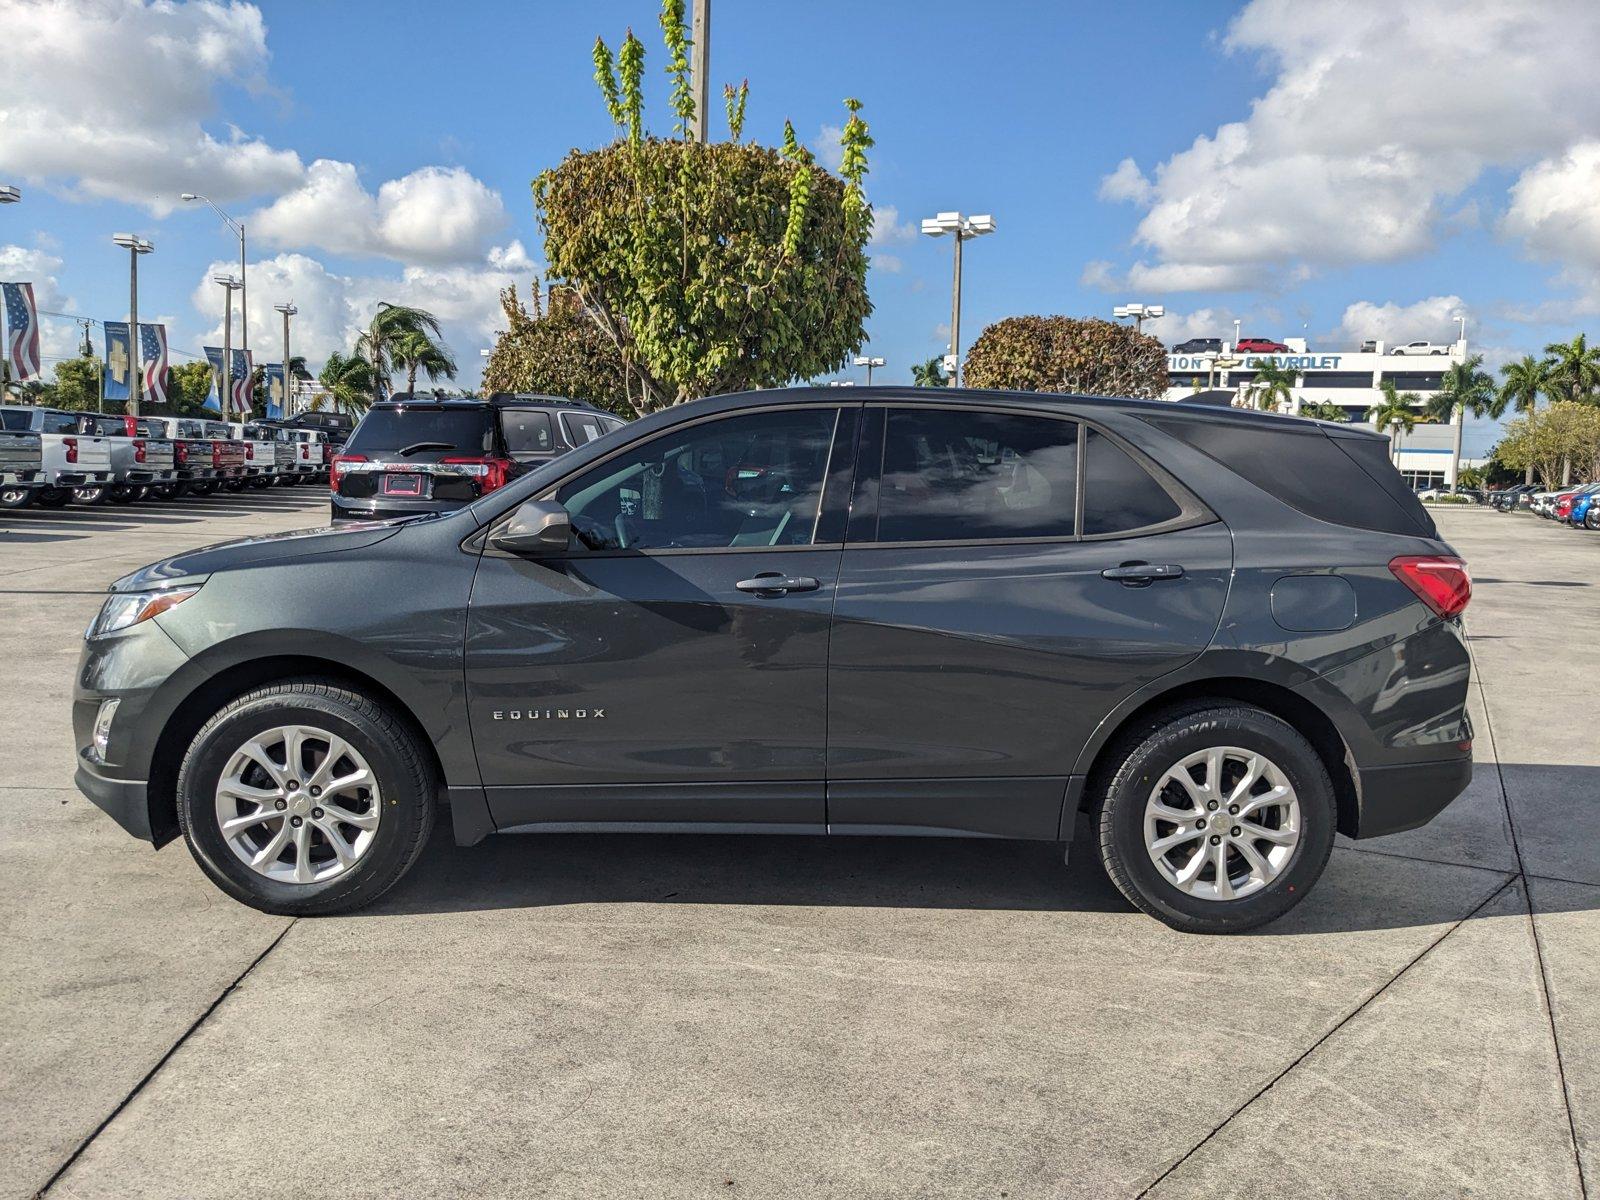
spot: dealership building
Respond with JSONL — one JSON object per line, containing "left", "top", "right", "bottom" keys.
{"left": 1164, "top": 339, "right": 1472, "bottom": 489}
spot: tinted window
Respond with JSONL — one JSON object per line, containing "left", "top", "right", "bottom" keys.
{"left": 1144, "top": 414, "right": 1434, "bottom": 537}
{"left": 877, "top": 409, "right": 1077, "bottom": 542}
{"left": 502, "top": 409, "right": 554, "bottom": 454}
{"left": 1083, "top": 429, "right": 1182, "bottom": 535}
{"left": 344, "top": 408, "right": 493, "bottom": 457}
{"left": 0, "top": 410, "right": 29, "bottom": 431}
{"left": 557, "top": 407, "right": 839, "bottom": 551}
{"left": 561, "top": 411, "right": 609, "bottom": 446}
{"left": 40, "top": 412, "right": 77, "bottom": 434}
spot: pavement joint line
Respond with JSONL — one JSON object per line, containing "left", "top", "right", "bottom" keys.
{"left": 1133, "top": 872, "right": 1521, "bottom": 1200}
{"left": 33, "top": 919, "right": 298, "bottom": 1199}
{"left": 1471, "top": 650, "right": 1591, "bottom": 1199}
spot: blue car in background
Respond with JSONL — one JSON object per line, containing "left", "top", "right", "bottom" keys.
{"left": 1569, "top": 484, "right": 1600, "bottom": 529}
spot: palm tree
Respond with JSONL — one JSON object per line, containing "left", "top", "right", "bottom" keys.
{"left": 317, "top": 351, "right": 376, "bottom": 415}
{"left": 911, "top": 356, "right": 948, "bottom": 388}
{"left": 1498, "top": 355, "right": 1555, "bottom": 483}
{"left": 1543, "top": 332, "right": 1600, "bottom": 405}
{"left": 354, "top": 303, "right": 446, "bottom": 402}
{"left": 1301, "top": 400, "right": 1349, "bottom": 423}
{"left": 1368, "top": 380, "right": 1419, "bottom": 466}
{"left": 1242, "top": 361, "right": 1297, "bottom": 412}
{"left": 390, "top": 329, "right": 458, "bottom": 395}
{"left": 1425, "top": 354, "right": 1502, "bottom": 491}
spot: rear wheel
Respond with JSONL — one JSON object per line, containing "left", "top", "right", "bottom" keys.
{"left": 190, "top": 481, "right": 218, "bottom": 496}
{"left": 0, "top": 486, "right": 35, "bottom": 509}
{"left": 34, "top": 487, "right": 71, "bottom": 508}
{"left": 176, "top": 680, "right": 436, "bottom": 915}
{"left": 72, "top": 484, "right": 108, "bottom": 505}
{"left": 150, "top": 482, "right": 188, "bottom": 500}
{"left": 107, "top": 483, "right": 143, "bottom": 504}
{"left": 1095, "top": 704, "right": 1336, "bottom": 934}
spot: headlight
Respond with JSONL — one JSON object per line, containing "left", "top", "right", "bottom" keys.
{"left": 86, "top": 586, "right": 202, "bottom": 639}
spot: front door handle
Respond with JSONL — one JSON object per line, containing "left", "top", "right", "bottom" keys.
{"left": 1101, "top": 562, "right": 1185, "bottom": 587}
{"left": 735, "top": 573, "right": 821, "bottom": 596}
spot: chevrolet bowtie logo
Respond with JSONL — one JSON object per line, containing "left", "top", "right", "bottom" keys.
{"left": 492, "top": 708, "right": 605, "bottom": 721}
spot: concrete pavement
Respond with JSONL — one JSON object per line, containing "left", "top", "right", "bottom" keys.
{"left": 1, "top": 497, "right": 1594, "bottom": 1198}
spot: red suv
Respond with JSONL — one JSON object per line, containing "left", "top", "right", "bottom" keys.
{"left": 1237, "top": 337, "right": 1290, "bottom": 353}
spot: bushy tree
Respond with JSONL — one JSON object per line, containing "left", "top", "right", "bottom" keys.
{"left": 1493, "top": 401, "right": 1600, "bottom": 488}
{"left": 961, "top": 316, "right": 1169, "bottom": 398}
{"left": 483, "top": 285, "right": 628, "bottom": 412}
{"left": 51, "top": 358, "right": 100, "bottom": 410}
{"left": 533, "top": 2, "right": 874, "bottom": 414}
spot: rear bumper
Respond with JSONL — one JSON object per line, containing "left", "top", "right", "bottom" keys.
{"left": 331, "top": 492, "right": 466, "bottom": 521}
{"left": 1350, "top": 755, "right": 1474, "bottom": 839}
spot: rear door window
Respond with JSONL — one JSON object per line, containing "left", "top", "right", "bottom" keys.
{"left": 1082, "top": 429, "right": 1183, "bottom": 536}
{"left": 876, "top": 408, "right": 1078, "bottom": 542}
{"left": 501, "top": 410, "right": 555, "bottom": 455}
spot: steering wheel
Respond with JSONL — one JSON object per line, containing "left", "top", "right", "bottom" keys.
{"left": 614, "top": 512, "right": 635, "bottom": 549}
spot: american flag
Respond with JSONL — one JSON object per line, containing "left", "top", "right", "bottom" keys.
{"left": 139, "top": 323, "right": 169, "bottom": 406}
{"left": 2, "top": 282, "right": 42, "bottom": 381}
{"left": 231, "top": 349, "right": 253, "bottom": 413}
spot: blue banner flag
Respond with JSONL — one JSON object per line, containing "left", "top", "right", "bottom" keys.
{"left": 261, "top": 363, "right": 286, "bottom": 418}
{"left": 202, "top": 346, "right": 225, "bottom": 412}
{"left": 103, "top": 321, "right": 133, "bottom": 402}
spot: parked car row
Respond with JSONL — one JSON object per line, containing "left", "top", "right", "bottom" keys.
{"left": 1488, "top": 481, "right": 1600, "bottom": 529}
{"left": 0, "top": 404, "right": 345, "bottom": 509}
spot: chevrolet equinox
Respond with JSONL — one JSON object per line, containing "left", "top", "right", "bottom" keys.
{"left": 73, "top": 387, "right": 1473, "bottom": 933}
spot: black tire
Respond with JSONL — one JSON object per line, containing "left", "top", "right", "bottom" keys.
{"left": 176, "top": 679, "right": 436, "bottom": 915}
{"left": 224, "top": 478, "right": 247, "bottom": 493}
{"left": 1094, "top": 703, "right": 1337, "bottom": 934}
{"left": 108, "top": 483, "right": 141, "bottom": 504}
{"left": 0, "top": 486, "right": 35, "bottom": 509}
{"left": 191, "top": 481, "right": 218, "bottom": 496}
{"left": 34, "top": 486, "right": 72, "bottom": 508}
{"left": 151, "top": 481, "right": 188, "bottom": 500}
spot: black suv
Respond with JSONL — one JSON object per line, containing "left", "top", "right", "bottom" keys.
{"left": 1172, "top": 337, "right": 1223, "bottom": 354}
{"left": 330, "top": 393, "right": 626, "bottom": 521}
{"left": 72, "top": 387, "right": 1473, "bottom": 932}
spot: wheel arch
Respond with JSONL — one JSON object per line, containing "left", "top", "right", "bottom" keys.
{"left": 1074, "top": 675, "right": 1360, "bottom": 838}
{"left": 144, "top": 654, "right": 448, "bottom": 848}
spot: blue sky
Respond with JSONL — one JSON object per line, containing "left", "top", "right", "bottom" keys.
{"left": 3, "top": 0, "right": 1598, "bottom": 455}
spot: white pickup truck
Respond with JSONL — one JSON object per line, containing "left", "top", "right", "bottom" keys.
{"left": 1390, "top": 340, "right": 1451, "bottom": 356}
{"left": 73, "top": 413, "right": 179, "bottom": 504}
{"left": 0, "top": 413, "right": 45, "bottom": 509}
{"left": 227, "top": 421, "right": 280, "bottom": 489}
{"left": 0, "top": 405, "right": 113, "bottom": 508}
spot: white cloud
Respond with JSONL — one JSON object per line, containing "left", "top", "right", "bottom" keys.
{"left": 188, "top": 242, "right": 540, "bottom": 387}
{"left": 1144, "top": 307, "right": 1241, "bottom": 346}
{"left": 1332, "top": 296, "right": 1469, "bottom": 347}
{"left": 1502, "top": 141, "right": 1600, "bottom": 311}
{"left": 1097, "top": 0, "right": 1600, "bottom": 291}
{"left": 871, "top": 253, "right": 903, "bottom": 274}
{"left": 0, "top": 0, "right": 303, "bottom": 212}
{"left": 868, "top": 204, "right": 918, "bottom": 247}
{"left": 250, "top": 161, "right": 509, "bottom": 266}
{"left": 813, "top": 125, "right": 845, "bottom": 173}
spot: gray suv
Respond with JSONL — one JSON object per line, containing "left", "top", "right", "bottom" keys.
{"left": 72, "top": 387, "right": 1473, "bottom": 932}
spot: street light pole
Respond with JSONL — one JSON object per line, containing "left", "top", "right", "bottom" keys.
{"left": 1113, "top": 302, "right": 1165, "bottom": 334}
{"left": 690, "top": 0, "right": 710, "bottom": 142}
{"left": 112, "top": 234, "right": 154, "bottom": 416}
{"left": 184, "top": 193, "right": 247, "bottom": 351}
{"left": 853, "top": 355, "right": 885, "bottom": 385}
{"left": 920, "top": 212, "right": 995, "bottom": 388}
{"left": 275, "top": 302, "right": 298, "bottom": 417}
{"left": 214, "top": 274, "right": 240, "bottom": 418}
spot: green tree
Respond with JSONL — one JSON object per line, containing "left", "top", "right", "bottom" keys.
{"left": 51, "top": 357, "right": 101, "bottom": 410}
{"left": 1242, "top": 361, "right": 1297, "bottom": 412}
{"left": 1494, "top": 401, "right": 1600, "bottom": 489}
{"left": 961, "top": 316, "right": 1169, "bottom": 398}
{"left": 354, "top": 303, "right": 447, "bottom": 402}
{"left": 1368, "top": 380, "right": 1420, "bottom": 464}
{"left": 535, "top": 2, "right": 873, "bottom": 414}
{"left": 483, "top": 284, "right": 628, "bottom": 412}
{"left": 391, "top": 330, "right": 458, "bottom": 395}
{"left": 1498, "top": 354, "right": 1555, "bottom": 483}
{"left": 1542, "top": 332, "right": 1600, "bottom": 404}
{"left": 910, "top": 355, "right": 948, "bottom": 388}
{"left": 1425, "top": 353, "right": 1502, "bottom": 490}
{"left": 1300, "top": 400, "right": 1349, "bottom": 422}
{"left": 317, "top": 351, "right": 376, "bottom": 415}
{"left": 155, "top": 359, "right": 216, "bottom": 416}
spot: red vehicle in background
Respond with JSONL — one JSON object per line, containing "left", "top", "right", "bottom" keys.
{"left": 1237, "top": 337, "right": 1291, "bottom": 353}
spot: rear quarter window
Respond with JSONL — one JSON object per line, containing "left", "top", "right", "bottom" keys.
{"left": 1143, "top": 415, "right": 1435, "bottom": 537}
{"left": 502, "top": 409, "right": 555, "bottom": 455}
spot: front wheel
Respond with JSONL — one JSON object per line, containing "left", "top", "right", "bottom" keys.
{"left": 176, "top": 680, "right": 436, "bottom": 915}
{"left": 1095, "top": 704, "right": 1336, "bottom": 934}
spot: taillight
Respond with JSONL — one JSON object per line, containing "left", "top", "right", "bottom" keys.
{"left": 1389, "top": 555, "right": 1471, "bottom": 619}
{"left": 245, "top": 443, "right": 255, "bottom": 460}
{"left": 443, "top": 455, "right": 512, "bottom": 494}
{"left": 64, "top": 436, "right": 78, "bottom": 464}
{"left": 175, "top": 442, "right": 189, "bottom": 464}
{"left": 133, "top": 438, "right": 147, "bottom": 463}
{"left": 212, "top": 441, "right": 225, "bottom": 466}
{"left": 330, "top": 453, "right": 367, "bottom": 491}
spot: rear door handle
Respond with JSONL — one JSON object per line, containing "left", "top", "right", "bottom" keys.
{"left": 1101, "top": 562, "right": 1185, "bottom": 586}
{"left": 735, "top": 573, "right": 821, "bottom": 596}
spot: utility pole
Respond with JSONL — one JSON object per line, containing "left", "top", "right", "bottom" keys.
{"left": 690, "top": 0, "right": 710, "bottom": 141}
{"left": 276, "top": 302, "right": 298, "bottom": 417}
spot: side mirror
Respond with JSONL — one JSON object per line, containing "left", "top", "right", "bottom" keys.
{"left": 490, "top": 499, "right": 572, "bottom": 555}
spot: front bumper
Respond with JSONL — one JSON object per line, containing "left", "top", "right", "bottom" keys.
{"left": 74, "top": 753, "right": 158, "bottom": 843}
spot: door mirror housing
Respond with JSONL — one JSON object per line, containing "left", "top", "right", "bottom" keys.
{"left": 490, "top": 499, "right": 572, "bottom": 555}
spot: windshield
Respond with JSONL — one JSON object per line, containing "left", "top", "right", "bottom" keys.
{"left": 344, "top": 407, "right": 493, "bottom": 459}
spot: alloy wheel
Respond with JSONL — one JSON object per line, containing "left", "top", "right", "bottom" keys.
{"left": 213, "top": 724, "right": 381, "bottom": 884}
{"left": 1143, "top": 745, "right": 1301, "bottom": 901}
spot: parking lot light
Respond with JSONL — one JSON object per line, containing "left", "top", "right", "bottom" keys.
{"left": 0, "top": 184, "right": 20, "bottom": 204}
{"left": 853, "top": 355, "right": 885, "bottom": 385}
{"left": 921, "top": 211, "right": 995, "bottom": 388}
{"left": 112, "top": 234, "right": 155, "bottom": 416}
{"left": 1113, "top": 302, "right": 1165, "bottom": 334}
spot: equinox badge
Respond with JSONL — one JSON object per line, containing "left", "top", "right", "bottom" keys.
{"left": 492, "top": 708, "right": 605, "bottom": 720}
